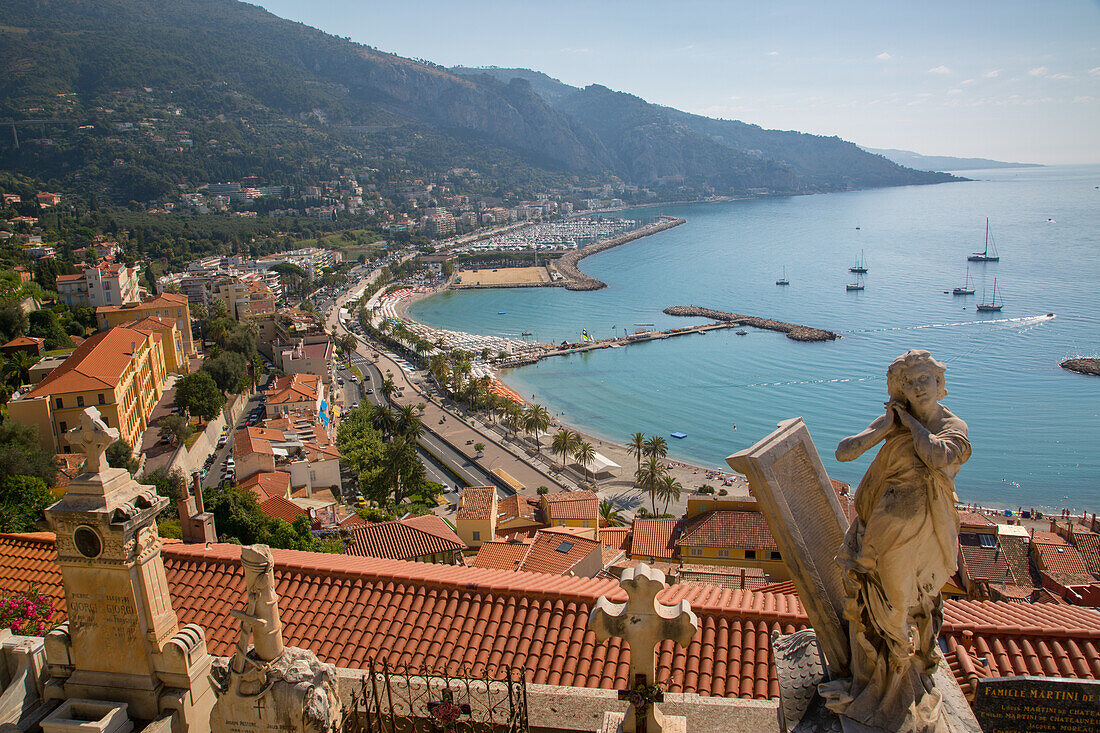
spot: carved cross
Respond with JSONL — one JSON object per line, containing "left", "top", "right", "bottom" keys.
{"left": 589, "top": 564, "right": 698, "bottom": 733}
{"left": 65, "top": 407, "right": 120, "bottom": 474}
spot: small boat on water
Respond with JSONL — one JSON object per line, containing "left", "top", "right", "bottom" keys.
{"left": 849, "top": 250, "right": 868, "bottom": 273}
{"left": 521, "top": 331, "right": 532, "bottom": 337}
{"left": 953, "top": 266, "right": 975, "bottom": 296}
{"left": 968, "top": 218, "right": 1000, "bottom": 262}
{"left": 976, "top": 279, "right": 1003, "bottom": 312}
{"left": 776, "top": 266, "right": 790, "bottom": 286}
{"left": 846, "top": 271, "right": 865, "bottom": 291}
{"left": 736, "top": 330, "right": 748, "bottom": 335}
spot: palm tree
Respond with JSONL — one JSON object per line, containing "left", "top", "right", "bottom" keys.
{"left": 635, "top": 455, "right": 666, "bottom": 516}
{"left": 643, "top": 435, "right": 668, "bottom": 461}
{"left": 380, "top": 377, "right": 397, "bottom": 404}
{"left": 573, "top": 440, "right": 596, "bottom": 484}
{"left": 551, "top": 429, "right": 577, "bottom": 470}
{"left": 1, "top": 351, "right": 36, "bottom": 389}
{"left": 628, "top": 432, "right": 646, "bottom": 475}
{"left": 523, "top": 404, "right": 551, "bottom": 451}
{"left": 599, "top": 499, "right": 625, "bottom": 527}
{"left": 395, "top": 404, "right": 421, "bottom": 439}
{"left": 370, "top": 405, "right": 398, "bottom": 442}
{"left": 503, "top": 404, "right": 525, "bottom": 438}
{"left": 657, "top": 474, "right": 683, "bottom": 516}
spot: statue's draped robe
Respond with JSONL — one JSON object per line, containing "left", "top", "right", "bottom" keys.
{"left": 820, "top": 407, "right": 970, "bottom": 732}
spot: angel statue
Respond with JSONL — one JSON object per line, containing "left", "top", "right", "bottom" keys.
{"left": 819, "top": 350, "right": 970, "bottom": 732}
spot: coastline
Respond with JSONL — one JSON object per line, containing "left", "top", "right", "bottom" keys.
{"left": 554, "top": 216, "right": 686, "bottom": 290}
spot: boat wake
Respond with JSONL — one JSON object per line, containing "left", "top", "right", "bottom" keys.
{"left": 846, "top": 313, "right": 1055, "bottom": 335}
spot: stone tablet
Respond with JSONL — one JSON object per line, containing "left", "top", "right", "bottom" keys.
{"left": 726, "top": 417, "right": 851, "bottom": 674}
{"left": 973, "top": 677, "right": 1100, "bottom": 733}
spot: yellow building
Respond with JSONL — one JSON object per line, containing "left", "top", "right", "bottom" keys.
{"left": 675, "top": 498, "right": 788, "bottom": 579}
{"left": 125, "top": 316, "right": 189, "bottom": 374}
{"left": 7, "top": 326, "right": 168, "bottom": 455}
{"left": 97, "top": 292, "right": 195, "bottom": 356}
{"left": 540, "top": 490, "right": 599, "bottom": 539}
{"left": 455, "top": 486, "right": 497, "bottom": 550}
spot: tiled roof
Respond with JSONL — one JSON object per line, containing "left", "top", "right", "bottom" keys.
{"left": 758, "top": 580, "right": 798, "bottom": 595}
{"left": 679, "top": 565, "right": 769, "bottom": 591}
{"left": 997, "top": 532, "right": 1040, "bottom": 591}
{"left": 958, "top": 533, "right": 1012, "bottom": 584}
{"left": 958, "top": 510, "right": 997, "bottom": 529}
{"left": 339, "top": 513, "right": 367, "bottom": 528}
{"left": 542, "top": 490, "right": 598, "bottom": 521}
{"left": 599, "top": 527, "right": 629, "bottom": 552}
{"left": 22, "top": 327, "right": 152, "bottom": 396}
{"left": 518, "top": 531, "right": 601, "bottom": 576}
{"left": 345, "top": 515, "right": 465, "bottom": 560}
{"left": 471, "top": 539, "right": 533, "bottom": 570}
{"left": 238, "top": 471, "right": 291, "bottom": 501}
{"left": 5, "top": 534, "right": 1100, "bottom": 700}
{"left": 126, "top": 316, "right": 177, "bottom": 332}
{"left": 96, "top": 292, "right": 187, "bottom": 314}
{"left": 498, "top": 495, "right": 541, "bottom": 524}
{"left": 456, "top": 486, "right": 496, "bottom": 521}
{"left": 265, "top": 373, "right": 321, "bottom": 406}
{"left": 259, "top": 495, "right": 308, "bottom": 523}
{"left": 495, "top": 526, "right": 544, "bottom": 540}
{"left": 1073, "top": 532, "right": 1100, "bottom": 579}
{"left": 234, "top": 427, "right": 278, "bottom": 457}
{"left": 2, "top": 336, "right": 44, "bottom": 348}
{"left": 630, "top": 519, "right": 680, "bottom": 561}
{"left": 1032, "top": 532, "right": 1093, "bottom": 583}
{"left": 677, "top": 511, "right": 778, "bottom": 553}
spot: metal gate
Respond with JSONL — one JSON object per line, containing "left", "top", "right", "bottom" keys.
{"left": 342, "top": 658, "right": 529, "bottom": 733}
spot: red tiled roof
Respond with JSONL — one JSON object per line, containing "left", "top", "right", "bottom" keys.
{"left": 958, "top": 533, "right": 1012, "bottom": 584}
{"left": 22, "top": 327, "right": 153, "bottom": 396}
{"left": 997, "top": 533, "right": 1039, "bottom": 590}
{"left": 1073, "top": 532, "right": 1100, "bottom": 579}
{"left": 265, "top": 373, "right": 321, "bottom": 406}
{"left": 542, "top": 490, "right": 598, "bottom": 522}
{"left": 679, "top": 565, "right": 769, "bottom": 591}
{"left": 259, "top": 495, "right": 308, "bottom": 523}
{"left": 677, "top": 511, "right": 778, "bottom": 553}
{"left": 495, "top": 525, "right": 544, "bottom": 540}
{"left": 630, "top": 519, "right": 680, "bottom": 561}
{"left": 2, "top": 336, "right": 44, "bottom": 348}
{"left": 599, "top": 527, "right": 629, "bottom": 552}
{"left": 456, "top": 486, "right": 495, "bottom": 521}
{"left": 758, "top": 580, "right": 798, "bottom": 595}
{"left": 234, "top": 427, "right": 278, "bottom": 457}
{"left": 498, "top": 495, "right": 541, "bottom": 524}
{"left": 518, "top": 531, "right": 601, "bottom": 576}
{"left": 5, "top": 534, "right": 1100, "bottom": 700}
{"left": 96, "top": 292, "right": 187, "bottom": 314}
{"left": 339, "top": 513, "right": 367, "bottom": 528}
{"left": 238, "top": 471, "right": 291, "bottom": 501}
{"left": 957, "top": 510, "right": 997, "bottom": 529}
{"left": 1033, "top": 532, "right": 1093, "bottom": 582}
{"left": 471, "top": 539, "right": 532, "bottom": 570}
{"left": 345, "top": 515, "right": 465, "bottom": 560}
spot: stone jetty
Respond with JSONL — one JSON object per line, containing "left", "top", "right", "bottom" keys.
{"left": 1061, "top": 358, "right": 1100, "bottom": 376}
{"left": 556, "top": 216, "right": 686, "bottom": 290}
{"left": 664, "top": 305, "right": 838, "bottom": 342}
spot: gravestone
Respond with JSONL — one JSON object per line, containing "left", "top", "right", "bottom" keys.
{"left": 589, "top": 564, "right": 697, "bottom": 733}
{"left": 43, "top": 407, "right": 215, "bottom": 731}
{"left": 728, "top": 416, "right": 980, "bottom": 733}
{"left": 973, "top": 676, "right": 1100, "bottom": 733}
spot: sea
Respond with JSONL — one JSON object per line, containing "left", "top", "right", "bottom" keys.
{"left": 409, "top": 165, "right": 1100, "bottom": 513}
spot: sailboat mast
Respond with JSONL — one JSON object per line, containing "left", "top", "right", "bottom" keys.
{"left": 985, "top": 218, "right": 990, "bottom": 256}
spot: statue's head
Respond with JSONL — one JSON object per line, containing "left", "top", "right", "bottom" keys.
{"left": 887, "top": 350, "right": 947, "bottom": 409}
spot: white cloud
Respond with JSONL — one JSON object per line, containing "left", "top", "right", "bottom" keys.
{"left": 767, "top": 51, "right": 780, "bottom": 56}
{"left": 1028, "top": 66, "right": 1049, "bottom": 77}
{"left": 1049, "top": 73, "right": 1072, "bottom": 80}
{"left": 948, "top": 88, "right": 963, "bottom": 95}
{"left": 875, "top": 52, "right": 892, "bottom": 61}
{"left": 984, "top": 69, "right": 1002, "bottom": 78}
{"left": 961, "top": 79, "right": 976, "bottom": 85}
{"left": 928, "top": 65, "right": 952, "bottom": 75}
{"left": 1073, "top": 95, "right": 1098, "bottom": 103}
{"left": 1090, "top": 67, "right": 1100, "bottom": 78}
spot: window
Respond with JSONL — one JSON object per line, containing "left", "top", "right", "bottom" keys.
{"left": 744, "top": 550, "right": 757, "bottom": 560}
{"left": 310, "top": 471, "right": 317, "bottom": 481}
{"left": 555, "top": 541, "right": 575, "bottom": 554}
{"left": 59, "top": 421, "right": 67, "bottom": 433}
{"left": 77, "top": 395, "right": 85, "bottom": 407}
{"left": 690, "top": 548, "right": 703, "bottom": 557}
{"left": 581, "top": 519, "right": 591, "bottom": 528}
{"left": 472, "top": 531, "right": 480, "bottom": 542}
{"left": 978, "top": 534, "right": 997, "bottom": 548}
{"left": 769, "top": 551, "right": 782, "bottom": 561}
{"left": 55, "top": 397, "right": 63, "bottom": 409}
{"left": 718, "top": 549, "right": 729, "bottom": 558}
{"left": 98, "top": 393, "right": 105, "bottom": 405}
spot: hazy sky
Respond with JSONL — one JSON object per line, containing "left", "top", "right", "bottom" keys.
{"left": 254, "top": 0, "right": 1099, "bottom": 164}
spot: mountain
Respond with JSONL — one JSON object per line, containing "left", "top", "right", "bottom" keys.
{"left": 0, "top": 1, "right": 956, "bottom": 203}
{"left": 861, "top": 148, "right": 1042, "bottom": 172}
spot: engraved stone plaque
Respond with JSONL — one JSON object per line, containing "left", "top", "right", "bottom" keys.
{"left": 974, "top": 677, "right": 1100, "bottom": 733}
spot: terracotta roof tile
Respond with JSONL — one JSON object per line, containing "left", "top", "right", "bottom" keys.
{"left": 498, "top": 495, "right": 541, "bottom": 523}
{"left": 265, "top": 374, "right": 321, "bottom": 406}
{"left": 958, "top": 533, "right": 1012, "bottom": 584}
{"left": 1067, "top": 531, "right": 1100, "bottom": 580}
{"left": 678, "top": 510, "right": 778, "bottom": 553}
{"left": 518, "top": 532, "right": 602, "bottom": 576}
{"left": 998, "top": 533, "right": 1040, "bottom": 590}
{"left": 5, "top": 533, "right": 1100, "bottom": 701}
{"left": 599, "top": 527, "right": 629, "bottom": 552}
{"left": 2, "top": 336, "right": 44, "bottom": 348}
{"left": 22, "top": 327, "right": 153, "bottom": 396}
{"left": 96, "top": 292, "right": 187, "bottom": 314}
{"left": 456, "top": 486, "right": 496, "bottom": 521}
{"left": 679, "top": 565, "right": 769, "bottom": 591}
{"left": 1033, "top": 533, "right": 1093, "bottom": 582}
{"left": 542, "top": 490, "right": 599, "bottom": 522}
{"left": 630, "top": 519, "right": 681, "bottom": 561}
{"left": 259, "top": 495, "right": 308, "bottom": 523}
{"left": 234, "top": 427, "right": 277, "bottom": 458}
{"left": 471, "top": 539, "right": 532, "bottom": 570}
{"left": 957, "top": 510, "right": 997, "bottom": 529}
{"left": 345, "top": 515, "right": 465, "bottom": 561}
{"left": 238, "top": 471, "right": 291, "bottom": 501}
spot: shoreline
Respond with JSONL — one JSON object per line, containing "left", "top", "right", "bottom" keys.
{"left": 554, "top": 216, "right": 686, "bottom": 290}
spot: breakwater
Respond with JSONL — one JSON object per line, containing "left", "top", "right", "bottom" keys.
{"left": 663, "top": 306, "right": 838, "bottom": 342}
{"left": 1061, "top": 358, "right": 1100, "bottom": 377}
{"left": 555, "top": 216, "right": 686, "bottom": 290}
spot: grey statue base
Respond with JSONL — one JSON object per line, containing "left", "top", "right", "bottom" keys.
{"left": 772, "top": 630, "right": 981, "bottom": 733}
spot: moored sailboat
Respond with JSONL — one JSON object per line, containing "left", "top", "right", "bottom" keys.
{"left": 849, "top": 250, "right": 868, "bottom": 273}
{"left": 776, "top": 266, "right": 789, "bottom": 286}
{"left": 968, "top": 218, "right": 1000, "bottom": 262}
{"left": 953, "top": 266, "right": 975, "bottom": 295}
{"left": 976, "top": 278, "right": 1003, "bottom": 312}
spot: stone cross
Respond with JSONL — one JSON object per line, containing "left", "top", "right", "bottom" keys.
{"left": 589, "top": 564, "right": 698, "bottom": 733}
{"left": 64, "top": 407, "right": 120, "bottom": 474}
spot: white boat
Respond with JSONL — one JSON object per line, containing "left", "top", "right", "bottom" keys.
{"left": 968, "top": 219, "right": 1000, "bottom": 262}
{"left": 976, "top": 278, "right": 1003, "bottom": 312}
{"left": 952, "top": 266, "right": 975, "bottom": 296}
{"left": 776, "top": 266, "right": 789, "bottom": 286}
{"left": 849, "top": 250, "right": 868, "bottom": 273}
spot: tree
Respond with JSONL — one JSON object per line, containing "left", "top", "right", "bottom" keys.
{"left": 106, "top": 440, "right": 140, "bottom": 474}
{"left": 0, "top": 301, "right": 28, "bottom": 344}
{"left": 174, "top": 371, "right": 225, "bottom": 420}
{"left": 143, "top": 467, "right": 186, "bottom": 507}
{"left": 27, "top": 309, "right": 71, "bottom": 350}
{"left": 644, "top": 435, "right": 668, "bottom": 461}
{"left": 0, "top": 475, "right": 55, "bottom": 532}
{"left": 657, "top": 474, "right": 683, "bottom": 515}
{"left": 0, "top": 421, "right": 57, "bottom": 486}
{"left": 573, "top": 440, "right": 596, "bottom": 484}
{"left": 523, "top": 404, "right": 551, "bottom": 451}
{"left": 1, "top": 351, "right": 37, "bottom": 389}
{"left": 628, "top": 432, "right": 646, "bottom": 475}
{"left": 551, "top": 429, "right": 577, "bottom": 471}
{"left": 473, "top": 442, "right": 485, "bottom": 456}
{"left": 599, "top": 499, "right": 624, "bottom": 527}
{"left": 635, "top": 455, "right": 666, "bottom": 516}
{"left": 202, "top": 350, "right": 249, "bottom": 393}
{"left": 158, "top": 415, "right": 193, "bottom": 445}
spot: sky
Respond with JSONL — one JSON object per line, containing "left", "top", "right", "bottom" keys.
{"left": 254, "top": 0, "right": 1100, "bottom": 164}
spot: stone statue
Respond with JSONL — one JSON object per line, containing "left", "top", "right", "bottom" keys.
{"left": 64, "top": 408, "right": 120, "bottom": 475}
{"left": 818, "top": 350, "right": 970, "bottom": 731}
{"left": 210, "top": 545, "right": 340, "bottom": 733}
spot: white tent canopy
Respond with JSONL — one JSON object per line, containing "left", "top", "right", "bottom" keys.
{"left": 571, "top": 451, "right": 621, "bottom": 478}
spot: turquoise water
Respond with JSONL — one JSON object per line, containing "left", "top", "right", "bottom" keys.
{"left": 410, "top": 166, "right": 1100, "bottom": 512}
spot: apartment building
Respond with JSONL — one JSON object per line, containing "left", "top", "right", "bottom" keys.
{"left": 56, "top": 262, "right": 141, "bottom": 308}
{"left": 7, "top": 326, "right": 168, "bottom": 454}
{"left": 96, "top": 292, "right": 195, "bottom": 356}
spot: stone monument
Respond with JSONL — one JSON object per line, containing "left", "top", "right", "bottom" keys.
{"left": 589, "top": 564, "right": 698, "bottom": 733}
{"left": 42, "top": 407, "right": 216, "bottom": 731}
{"left": 728, "top": 351, "right": 980, "bottom": 733}
{"left": 209, "top": 545, "right": 340, "bottom": 733}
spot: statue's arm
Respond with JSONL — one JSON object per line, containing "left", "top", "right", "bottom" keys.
{"left": 899, "top": 414, "right": 971, "bottom": 469}
{"left": 835, "top": 411, "right": 892, "bottom": 462}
